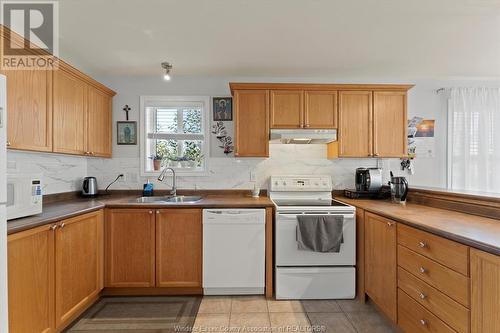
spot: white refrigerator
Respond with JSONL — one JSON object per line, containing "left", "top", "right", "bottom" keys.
{"left": 0, "top": 74, "right": 8, "bottom": 331}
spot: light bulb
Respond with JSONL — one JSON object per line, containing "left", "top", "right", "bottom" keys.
{"left": 163, "top": 73, "right": 171, "bottom": 81}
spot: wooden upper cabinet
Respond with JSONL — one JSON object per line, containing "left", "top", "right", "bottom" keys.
{"left": 338, "top": 91, "right": 373, "bottom": 157}
{"left": 54, "top": 210, "right": 103, "bottom": 328}
{"left": 105, "top": 209, "right": 156, "bottom": 288}
{"left": 2, "top": 69, "right": 53, "bottom": 152}
{"left": 234, "top": 89, "right": 269, "bottom": 157}
{"left": 471, "top": 249, "right": 500, "bottom": 333}
{"left": 8, "top": 224, "right": 55, "bottom": 333}
{"left": 373, "top": 91, "right": 407, "bottom": 157}
{"left": 270, "top": 90, "right": 304, "bottom": 128}
{"left": 364, "top": 212, "right": 397, "bottom": 322}
{"left": 53, "top": 67, "right": 87, "bottom": 155}
{"left": 87, "top": 87, "right": 113, "bottom": 157}
{"left": 156, "top": 209, "right": 202, "bottom": 288}
{"left": 304, "top": 90, "right": 337, "bottom": 129}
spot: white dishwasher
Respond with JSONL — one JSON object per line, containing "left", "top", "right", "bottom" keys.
{"left": 203, "top": 209, "right": 265, "bottom": 295}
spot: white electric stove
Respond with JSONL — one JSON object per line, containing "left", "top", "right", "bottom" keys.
{"left": 269, "top": 175, "right": 356, "bottom": 300}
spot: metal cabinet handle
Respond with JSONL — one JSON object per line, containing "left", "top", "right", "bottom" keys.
{"left": 387, "top": 222, "right": 394, "bottom": 227}
{"left": 50, "top": 224, "right": 57, "bottom": 231}
{"left": 149, "top": 210, "right": 153, "bottom": 214}
{"left": 419, "top": 267, "right": 427, "bottom": 273}
{"left": 419, "top": 241, "right": 427, "bottom": 248}
{"left": 6, "top": 141, "right": 11, "bottom": 147}
{"left": 59, "top": 223, "right": 65, "bottom": 229}
{"left": 156, "top": 210, "right": 160, "bottom": 214}
{"left": 420, "top": 319, "right": 427, "bottom": 326}
{"left": 419, "top": 292, "right": 427, "bottom": 300}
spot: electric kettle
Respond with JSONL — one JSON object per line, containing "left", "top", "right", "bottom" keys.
{"left": 389, "top": 172, "right": 408, "bottom": 203}
{"left": 82, "top": 177, "right": 98, "bottom": 197}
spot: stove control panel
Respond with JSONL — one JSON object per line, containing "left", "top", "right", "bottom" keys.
{"left": 269, "top": 175, "right": 332, "bottom": 192}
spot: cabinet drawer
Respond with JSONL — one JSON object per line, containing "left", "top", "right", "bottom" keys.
{"left": 398, "top": 245, "right": 469, "bottom": 307}
{"left": 398, "top": 268, "right": 469, "bottom": 333}
{"left": 398, "top": 224, "right": 469, "bottom": 276}
{"left": 398, "top": 289, "right": 457, "bottom": 333}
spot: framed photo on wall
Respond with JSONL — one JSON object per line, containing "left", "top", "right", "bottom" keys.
{"left": 117, "top": 121, "right": 137, "bottom": 145}
{"left": 213, "top": 97, "right": 232, "bottom": 121}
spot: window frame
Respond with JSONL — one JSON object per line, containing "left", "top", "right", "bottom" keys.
{"left": 140, "top": 95, "right": 210, "bottom": 177}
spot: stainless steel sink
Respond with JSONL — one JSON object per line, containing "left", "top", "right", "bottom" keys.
{"left": 132, "top": 195, "right": 202, "bottom": 204}
{"left": 164, "top": 195, "right": 203, "bottom": 203}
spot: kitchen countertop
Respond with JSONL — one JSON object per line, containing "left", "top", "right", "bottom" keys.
{"left": 7, "top": 193, "right": 274, "bottom": 235}
{"left": 337, "top": 197, "right": 500, "bottom": 256}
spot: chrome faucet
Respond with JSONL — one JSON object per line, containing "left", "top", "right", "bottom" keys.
{"left": 157, "top": 167, "right": 176, "bottom": 196}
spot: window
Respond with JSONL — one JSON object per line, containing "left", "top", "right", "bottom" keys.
{"left": 140, "top": 96, "right": 210, "bottom": 175}
{"left": 447, "top": 87, "right": 500, "bottom": 193}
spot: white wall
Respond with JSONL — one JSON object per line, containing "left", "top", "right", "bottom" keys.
{"left": 7, "top": 75, "right": 500, "bottom": 193}
{"left": 86, "top": 75, "right": 469, "bottom": 192}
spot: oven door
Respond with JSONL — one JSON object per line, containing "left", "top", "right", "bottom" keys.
{"left": 276, "top": 211, "right": 356, "bottom": 266}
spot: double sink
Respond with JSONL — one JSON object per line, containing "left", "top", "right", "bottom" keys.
{"left": 132, "top": 195, "right": 203, "bottom": 204}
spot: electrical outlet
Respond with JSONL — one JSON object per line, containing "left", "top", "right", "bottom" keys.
{"left": 249, "top": 171, "right": 256, "bottom": 182}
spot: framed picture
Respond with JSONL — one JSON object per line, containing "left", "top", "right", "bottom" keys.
{"left": 213, "top": 97, "right": 232, "bottom": 121}
{"left": 117, "top": 121, "right": 137, "bottom": 145}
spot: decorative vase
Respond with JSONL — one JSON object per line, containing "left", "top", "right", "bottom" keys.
{"left": 153, "top": 159, "right": 161, "bottom": 171}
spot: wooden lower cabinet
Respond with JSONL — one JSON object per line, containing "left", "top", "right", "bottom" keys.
{"left": 156, "top": 209, "right": 202, "bottom": 287}
{"left": 55, "top": 210, "right": 103, "bottom": 328}
{"left": 105, "top": 209, "right": 156, "bottom": 287}
{"left": 470, "top": 249, "right": 500, "bottom": 333}
{"left": 8, "top": 224, "right": 55, "bottom": 333}
{"left": 364, "top": 212, "right": 397, "bottom": 322}
{"left": 398, "top": 289, "right": 456, "bottom": 333}
{"left": 7, "top": 210, "right": 103, "bottom": 333}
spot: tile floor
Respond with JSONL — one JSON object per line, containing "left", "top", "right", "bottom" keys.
{"left": 192, "top": 296, "right": 400, "bottom": 333}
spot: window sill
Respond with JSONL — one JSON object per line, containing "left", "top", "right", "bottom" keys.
{"left": 141, "top": 167, "right": 209, "bottom": 177}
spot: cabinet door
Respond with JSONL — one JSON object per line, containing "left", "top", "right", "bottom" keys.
{"left": 471, "top": 249, "right": 500, "bottom": 333}
{"left": 105, "top": 209, "right": 156, "bottom": 287}
{"left": 55, "top": 210, "right": 103, "bottom": 328}
{"left": 304, "top": 90, "right": 337, "bottom": 129}
{"left": 8, "top": 224, "right": 55, "bottom": 333}
{"left": 338, "top": 91, "right": 373, "bottom": 157}
{"left": 270, "top": 90, "right": 304, "bottom": 128}
{"left": 373, "top": 91, "right": 407, "bottom": 157}
{"left": 87, "top": 86, "right": 112, "bottom": 157}
{"left": 234, "top": 90, "right": 269, "bottom": 157}
{"left": 53, "top": 67, "right": 87, "bottom": 155}
{"left": 364, "top": 212, "right": 397, "bottom": 322}
{"left": 1, "top": 69, "right": 52, "bottom": 152}
{"left": 156, "top": 209, "right": 202, "bottom": 287}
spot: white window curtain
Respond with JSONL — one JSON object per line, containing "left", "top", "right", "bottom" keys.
{"left": 448, "top": 87, "right": 500, "bottom": 193}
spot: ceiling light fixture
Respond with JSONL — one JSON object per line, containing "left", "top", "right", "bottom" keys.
{"left": 161, "top": 62, "right": 173, "bottom": 81}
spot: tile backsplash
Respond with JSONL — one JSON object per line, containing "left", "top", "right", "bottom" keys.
{"left": 87, "top": 144, "right": 387, "bottom": 192}
{"left": 7, "top": 145, "right": 399, "bottom": 195}
{"left": 7, "top": 151, "right": 87, "bottom": 195}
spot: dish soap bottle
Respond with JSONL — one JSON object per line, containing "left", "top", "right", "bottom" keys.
{"left": 143, "top": 179, "right": 154, "bottom": 197}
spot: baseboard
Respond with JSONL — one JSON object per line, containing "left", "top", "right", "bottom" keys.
{"left": 102, "top": 287, "right": 203, "bottom": 296}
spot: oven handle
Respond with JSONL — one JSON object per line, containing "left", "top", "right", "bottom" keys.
{"left": 277, "top": 212, "right": 355, "bottom": 219}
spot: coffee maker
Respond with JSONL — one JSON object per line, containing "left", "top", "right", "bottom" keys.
{"left": 344, "top": 168, "right": 390, "bottom": 199}
{"left": 355, "top": 168, "right": 383, "bottom": 192}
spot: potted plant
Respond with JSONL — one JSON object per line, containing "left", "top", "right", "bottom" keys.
{"left": 149, "top": 154, "right": 163, "bottom": 171}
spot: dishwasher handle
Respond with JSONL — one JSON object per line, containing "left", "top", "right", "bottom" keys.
{"left": 203, "top": 209, "right": 266, "bottom": 224}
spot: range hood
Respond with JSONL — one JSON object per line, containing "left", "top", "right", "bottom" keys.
{"left": 269, "top": 129, "right": 337, "bottom": 144}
